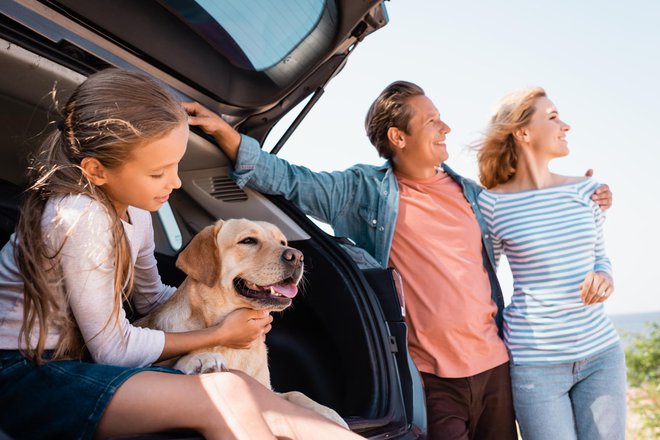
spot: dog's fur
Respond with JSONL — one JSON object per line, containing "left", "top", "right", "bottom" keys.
{"left": 136, "top": 219, "right": 347, "bottom": 428}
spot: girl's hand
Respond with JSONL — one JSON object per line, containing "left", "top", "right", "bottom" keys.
{"left": 579, "top": 271, "right": 614, "bottom": 305}
{"left": 215, "top": 308, "right": 273, "bottom": 349}
{"left": 182, "top": 101, "right": 241, "bottom": 162}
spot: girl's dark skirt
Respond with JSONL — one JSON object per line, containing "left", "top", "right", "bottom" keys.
{"left": 0, "top": 350, "right": 183, "bottom": 440}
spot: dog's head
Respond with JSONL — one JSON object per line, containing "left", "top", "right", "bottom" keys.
{"left": 176, "top": 219, "right": 303, "bottom": 312}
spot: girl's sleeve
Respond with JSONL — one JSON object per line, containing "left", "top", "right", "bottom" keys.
{"left": 46, "top": 198, "right": 165, "bottom": 367}
{"left": 130, "top": 209, "right": 176, "bottom": 316}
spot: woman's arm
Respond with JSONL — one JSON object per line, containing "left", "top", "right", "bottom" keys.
{"left": 477, "top": 191, "right": 503, "bottom": 269}
{"left": 580, "top": 187, "right": 614, "bottom": 305}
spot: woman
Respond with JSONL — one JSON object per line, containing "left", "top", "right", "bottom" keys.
{"left": 475, "top": 87, "right": 626, "bottom": 440}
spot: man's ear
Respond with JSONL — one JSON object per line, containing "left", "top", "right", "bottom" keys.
{"left": 387, "top": 127, "right": 405, "bottom": 151}
{"left": 80, "top": 157, "right": 108, "bottom": 186}
{"left": 176, "top": 220, "right": 223, "bottom": 287}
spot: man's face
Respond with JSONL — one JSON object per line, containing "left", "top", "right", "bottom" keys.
{"left": 397, "top": 95, "right": 451, "bottom": 168}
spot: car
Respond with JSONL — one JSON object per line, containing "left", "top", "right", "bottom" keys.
{"left": 0, "top": 1, "right": 426, "bottom": 438}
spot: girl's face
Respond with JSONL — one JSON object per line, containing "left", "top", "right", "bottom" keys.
{"left": 100, "top": 121, "right": 188, "bottom": 220}
{"left": 523, "top": 97, "right": 571, "bottom": 159}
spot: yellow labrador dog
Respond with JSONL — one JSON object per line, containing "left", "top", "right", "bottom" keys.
{"left": 136, "top": 218, "right": 347, "bottom": 428}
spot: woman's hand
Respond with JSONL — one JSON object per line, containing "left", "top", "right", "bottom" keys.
{"left": 214, "top": 308, "right": 273, "bottom": 349}
{"left": 580, "top": 271, "right": 614, "bottom": 305}
{"left": 182, "top": 101, "right": 241, "bottom": 162}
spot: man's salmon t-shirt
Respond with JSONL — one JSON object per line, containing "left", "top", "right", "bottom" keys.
{"left": 389, "top": 169, "right": 508, "bottom": 378}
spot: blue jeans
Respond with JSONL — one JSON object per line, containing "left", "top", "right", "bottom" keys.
{"left": 510, "top": 344, "right": 627, "bottom": 440}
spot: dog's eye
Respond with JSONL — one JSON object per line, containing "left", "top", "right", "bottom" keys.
{"left": 280, "top": 240, "right": 286, "bottom": 246}
{"left": 239, "top": 237, "right": 258, "bottom": 245}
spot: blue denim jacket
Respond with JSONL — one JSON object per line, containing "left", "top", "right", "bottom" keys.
{"left": 231, "top": 135, "right": 505, "bottom": 330}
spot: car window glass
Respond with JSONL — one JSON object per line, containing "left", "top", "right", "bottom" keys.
{"left": 162, "top": 0, "right": 327, "bottom": 71}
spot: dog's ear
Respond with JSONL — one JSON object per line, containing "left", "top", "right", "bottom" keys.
{"left": 176, "top": 221, "right": 223, "bottom": 287}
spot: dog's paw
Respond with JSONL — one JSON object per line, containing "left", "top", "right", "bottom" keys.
{"left": 174, "top": 352, "right": 229, "bottom": 375}
{"left": 279, "top": 391, "right": 349, "bottom": 429}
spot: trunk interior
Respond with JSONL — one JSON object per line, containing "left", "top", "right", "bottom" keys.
{"left": 0, "top": 36, "right": 408, "bottom": 437}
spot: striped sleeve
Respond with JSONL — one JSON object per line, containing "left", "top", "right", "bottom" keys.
{"left": 578, "top": 180, "right": 613, "bottom": 277}
{"left": 477, "top": 191, "right": 502, "bottom": 269}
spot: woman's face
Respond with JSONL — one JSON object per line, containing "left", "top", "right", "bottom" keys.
{"left": 523, "top": 96, "right": 571, "bottom": 159}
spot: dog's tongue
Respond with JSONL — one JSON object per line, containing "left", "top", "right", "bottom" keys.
{"left": 271, "top": 283, "right": 298, "bottom": 298}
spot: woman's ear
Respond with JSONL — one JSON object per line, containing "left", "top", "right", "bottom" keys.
{"left": 80, "top": 157, "right": 108, "bottom": 186}
{"left": 387, "top": 127, "right": 406, "bottom": 152}
{"left": 513, "top": 127, "right": 528, "bottom": 143}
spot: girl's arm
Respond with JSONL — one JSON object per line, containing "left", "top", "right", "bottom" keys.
{"left": 159, "top": 308, "right": 272, "bottom": 362}
{"left": 51, "top": 197, "right": 269, "bottom": 367}
{"left": 130, "top": 207, "right": 176, "bottom": 315}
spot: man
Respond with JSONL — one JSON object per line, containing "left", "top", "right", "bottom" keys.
{"left": 183, "top": 82, "right": 611, "bottom": 439}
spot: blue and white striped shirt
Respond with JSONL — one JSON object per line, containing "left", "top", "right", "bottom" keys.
{"left": 477, "top": 177, "right": 619, "bottom": 364}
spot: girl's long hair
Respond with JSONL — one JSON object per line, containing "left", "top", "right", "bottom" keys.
{"left": 476, "top": 87, "right": 546, "bottom": 188}
{"left": 16, "top": 68, "right": 187, "bottom": 363}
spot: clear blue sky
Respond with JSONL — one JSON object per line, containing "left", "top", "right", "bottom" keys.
{"left": 267, "top": 0, "right": 660, "bottom": 315}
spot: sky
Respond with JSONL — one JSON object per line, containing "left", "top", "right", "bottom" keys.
{"left": 264, "top": 0, "right": 660, "bottom": 315}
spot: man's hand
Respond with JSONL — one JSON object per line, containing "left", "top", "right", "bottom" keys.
{"left": 183, "top": 101, "right": 241, "bottom": 162}
{"left": 585, "top": 169, "right": 612, "bottom": 211}
{"left": 579, "top": 271, "right": 614, "bottom": 305}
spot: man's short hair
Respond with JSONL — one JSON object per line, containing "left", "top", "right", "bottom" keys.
{"left": 365, "top": 81, "right": 425, "bottom": 159}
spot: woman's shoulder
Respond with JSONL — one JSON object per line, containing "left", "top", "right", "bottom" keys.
{"left": 554, "top": 174, "right": 591, "bottom": 186}
{"left": 482, "top": 181, "right": 515, "bottom": 194}
{"left": 554, "top": 174, "right": 600, "bottom": 196}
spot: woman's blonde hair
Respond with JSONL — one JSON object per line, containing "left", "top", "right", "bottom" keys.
{"left": 476, "top": 87, "right": 546, "bottom": 188}
{"left": 16, "top": 68, "right": 187, "bottom": 364}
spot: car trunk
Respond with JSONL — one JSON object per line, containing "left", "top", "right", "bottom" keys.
{"left": 0, "top": 2, "right": 424, "bottom": 437}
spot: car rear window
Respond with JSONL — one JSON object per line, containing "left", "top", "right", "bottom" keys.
{"left": 162, "top": 0, "right": 331, "bottom": 72}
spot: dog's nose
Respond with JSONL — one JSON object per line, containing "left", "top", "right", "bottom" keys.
{"left": 282, "top": 248, "right": 304, "bottom": 263}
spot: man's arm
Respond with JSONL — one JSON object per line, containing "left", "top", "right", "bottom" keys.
{"left": 182, "top": 102, "right": 358, "bottom": 226}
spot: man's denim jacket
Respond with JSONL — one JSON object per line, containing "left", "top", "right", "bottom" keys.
{"left": 231, "top": 135, "right": 505, "bottom": 331}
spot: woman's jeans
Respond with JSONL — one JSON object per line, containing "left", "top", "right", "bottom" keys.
{"left": 510, "top": 344, "right": 627, "bottom": 440}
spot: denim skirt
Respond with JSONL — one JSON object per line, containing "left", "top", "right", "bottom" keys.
{"left": 0, "top": 350, "right": 183, "bottom": 440}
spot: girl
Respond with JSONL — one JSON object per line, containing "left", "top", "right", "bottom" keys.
{"left": 475, "top": 88, "right": 626, "bottom": 440}
{"left": 0, "top": 69, "right": 360, "bottom": 440}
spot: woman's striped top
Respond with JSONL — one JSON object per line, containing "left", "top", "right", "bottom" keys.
{"left": 477, "top": 177, "right": 619, "bottom": 365}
